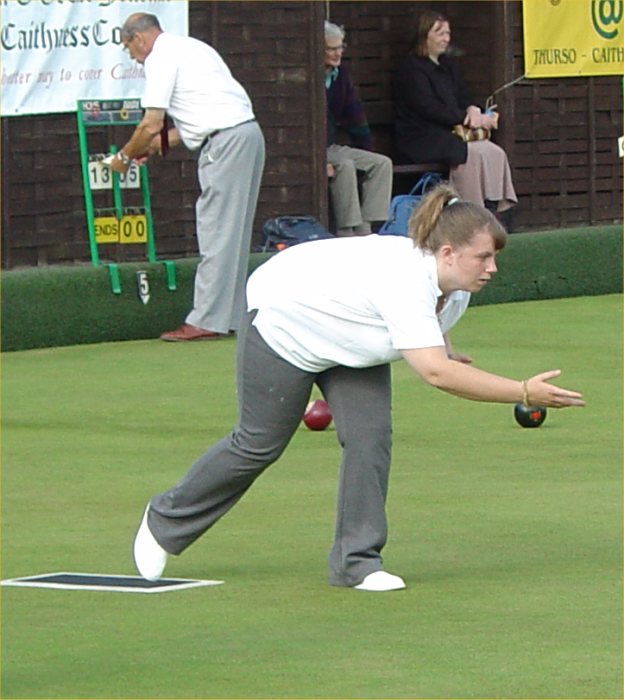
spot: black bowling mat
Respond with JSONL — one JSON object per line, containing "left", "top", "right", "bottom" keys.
{"left": 0, "top": 572, "right": 223, "bottom": 593}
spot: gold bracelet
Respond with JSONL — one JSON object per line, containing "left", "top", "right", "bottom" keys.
{"left": 522, "top": 380, "right": 530, "bottom": 407}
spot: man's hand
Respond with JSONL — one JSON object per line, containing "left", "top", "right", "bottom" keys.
{"left": 105, "top": 152, "right": 131, "bottom": 174}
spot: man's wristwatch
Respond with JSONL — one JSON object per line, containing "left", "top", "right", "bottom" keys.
{"left": 117, "top": 151, "right": 131, "bottom": 166}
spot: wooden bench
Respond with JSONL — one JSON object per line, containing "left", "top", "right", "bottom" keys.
{"left": 392, "top": 163, "right": 446, "bottom": 175}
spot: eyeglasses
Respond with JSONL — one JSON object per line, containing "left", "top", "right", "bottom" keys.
{"left": 325, "top": 44, "right": 347, "bottom": 53}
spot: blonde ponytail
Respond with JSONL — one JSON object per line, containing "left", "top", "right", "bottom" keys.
{"left": 408, "top": 184, "right": 507, "bottom": 252}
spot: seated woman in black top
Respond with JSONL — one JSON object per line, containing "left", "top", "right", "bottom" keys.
{"left": 394, "top": 10, "right": 517, "bottom": 227}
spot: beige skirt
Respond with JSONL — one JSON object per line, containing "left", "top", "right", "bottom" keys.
{"left": 449, "top": 140, "right": 517, "bottom": 212}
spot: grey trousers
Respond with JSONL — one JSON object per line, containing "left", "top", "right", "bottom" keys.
{"left": 327, "top": 144, "right": 393, "bottom": 229}
{"left": 186, "top": 120, "right": 265, "bottom": 333}
{"left": 149, "top": 311, "right": 393, "bottom": 586}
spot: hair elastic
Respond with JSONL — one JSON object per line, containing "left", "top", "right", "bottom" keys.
{"left": 446, "top": 197, "right": 460, "bottom": 206}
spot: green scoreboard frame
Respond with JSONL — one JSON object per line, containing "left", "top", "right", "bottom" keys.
{"left": 76, "top": 98, "right": 176, "bottom": 295}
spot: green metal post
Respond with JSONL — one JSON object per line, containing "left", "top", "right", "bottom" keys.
{"left": 140, "top": 163, "right": 157, "bottom": 263}
{"left": 75, "top": 97, "right": 177, "bottom": 295}
{"left": 76, "top": 107, "right": 100, "bottom": 266}
{"left": 109, "top": 145, "right": 124, "bottom": 221}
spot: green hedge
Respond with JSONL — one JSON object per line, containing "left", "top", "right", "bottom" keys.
{"left": 470, "top": 225, "right": 622, "bottom": 307}
{"left": 1, "top": 227, "right": 621, "bottom": 352}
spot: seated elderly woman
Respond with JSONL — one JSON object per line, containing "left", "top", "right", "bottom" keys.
{"left": 325, "top": 20, "right": 393, "bottom": 236}
{"left": 394, "top": 9, "right": 517, "bottom": 229}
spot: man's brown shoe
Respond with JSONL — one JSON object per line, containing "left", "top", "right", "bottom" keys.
{"left": 160, "top": 323, "right": 226, "bottom": 342}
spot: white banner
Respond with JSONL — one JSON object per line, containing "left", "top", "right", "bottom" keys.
{"left": 0, "top": 0, "right": 188, "bottom": 117}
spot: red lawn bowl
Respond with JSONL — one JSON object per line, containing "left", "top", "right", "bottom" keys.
{"left": 303, "top": 399, "right": 333, "bottom": 431}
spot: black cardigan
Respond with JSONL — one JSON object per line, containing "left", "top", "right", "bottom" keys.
{"left": 393, "top": 54, "right": 474, "bottom": 166}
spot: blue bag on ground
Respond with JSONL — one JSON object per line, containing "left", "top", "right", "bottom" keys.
{"left": 378, "top": 172, "right": 444, "bottom": 236}
{"left": 260, "top": 216, "right": 334, "bottom": 252}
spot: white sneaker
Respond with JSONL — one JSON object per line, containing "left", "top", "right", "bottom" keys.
{"left": 133, "top": 505, "right": 168, "bottom": 581}
{"left": 354, "top": 571, "right": 406, "bottom": 592}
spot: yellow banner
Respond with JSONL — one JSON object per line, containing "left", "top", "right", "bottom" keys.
{"left": 523, "top": 0, "right": 624, "bottom": 77}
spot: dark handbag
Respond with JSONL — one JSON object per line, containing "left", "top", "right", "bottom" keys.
{"left": 378, "top": 172, "right": 443, "bottom": 236}
{"left": 260, "top": 216, "right": 334, "bottom": 252}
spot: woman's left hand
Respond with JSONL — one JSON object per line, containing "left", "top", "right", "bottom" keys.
{"left": 444, "top": 332, "right": 473, "bottom": 364}
{"left": 448, "top": 352, "right": 473, "bottom": 364}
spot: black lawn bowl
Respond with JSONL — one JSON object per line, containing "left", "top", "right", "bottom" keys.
{"left": 514, "top": 404, "right": 547, "bottom": 428}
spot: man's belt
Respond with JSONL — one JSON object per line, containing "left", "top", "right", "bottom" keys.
{"left": 199, "top": 118, "right": 256, "bottom": 151}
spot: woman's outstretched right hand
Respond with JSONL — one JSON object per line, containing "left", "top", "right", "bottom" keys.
{"left": 526, "top": 370, "right": 585, "bottom": 408}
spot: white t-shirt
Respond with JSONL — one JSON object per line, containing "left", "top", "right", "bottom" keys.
{"left": 143, "top": 33, "right": 255, "bottom": 150}
{"left": 247, "top": 235, "right": 471, "bottom": 372}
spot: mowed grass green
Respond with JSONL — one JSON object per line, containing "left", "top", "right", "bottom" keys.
{"left": 1, "top": 294, "right": 621, "bottom": 699}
